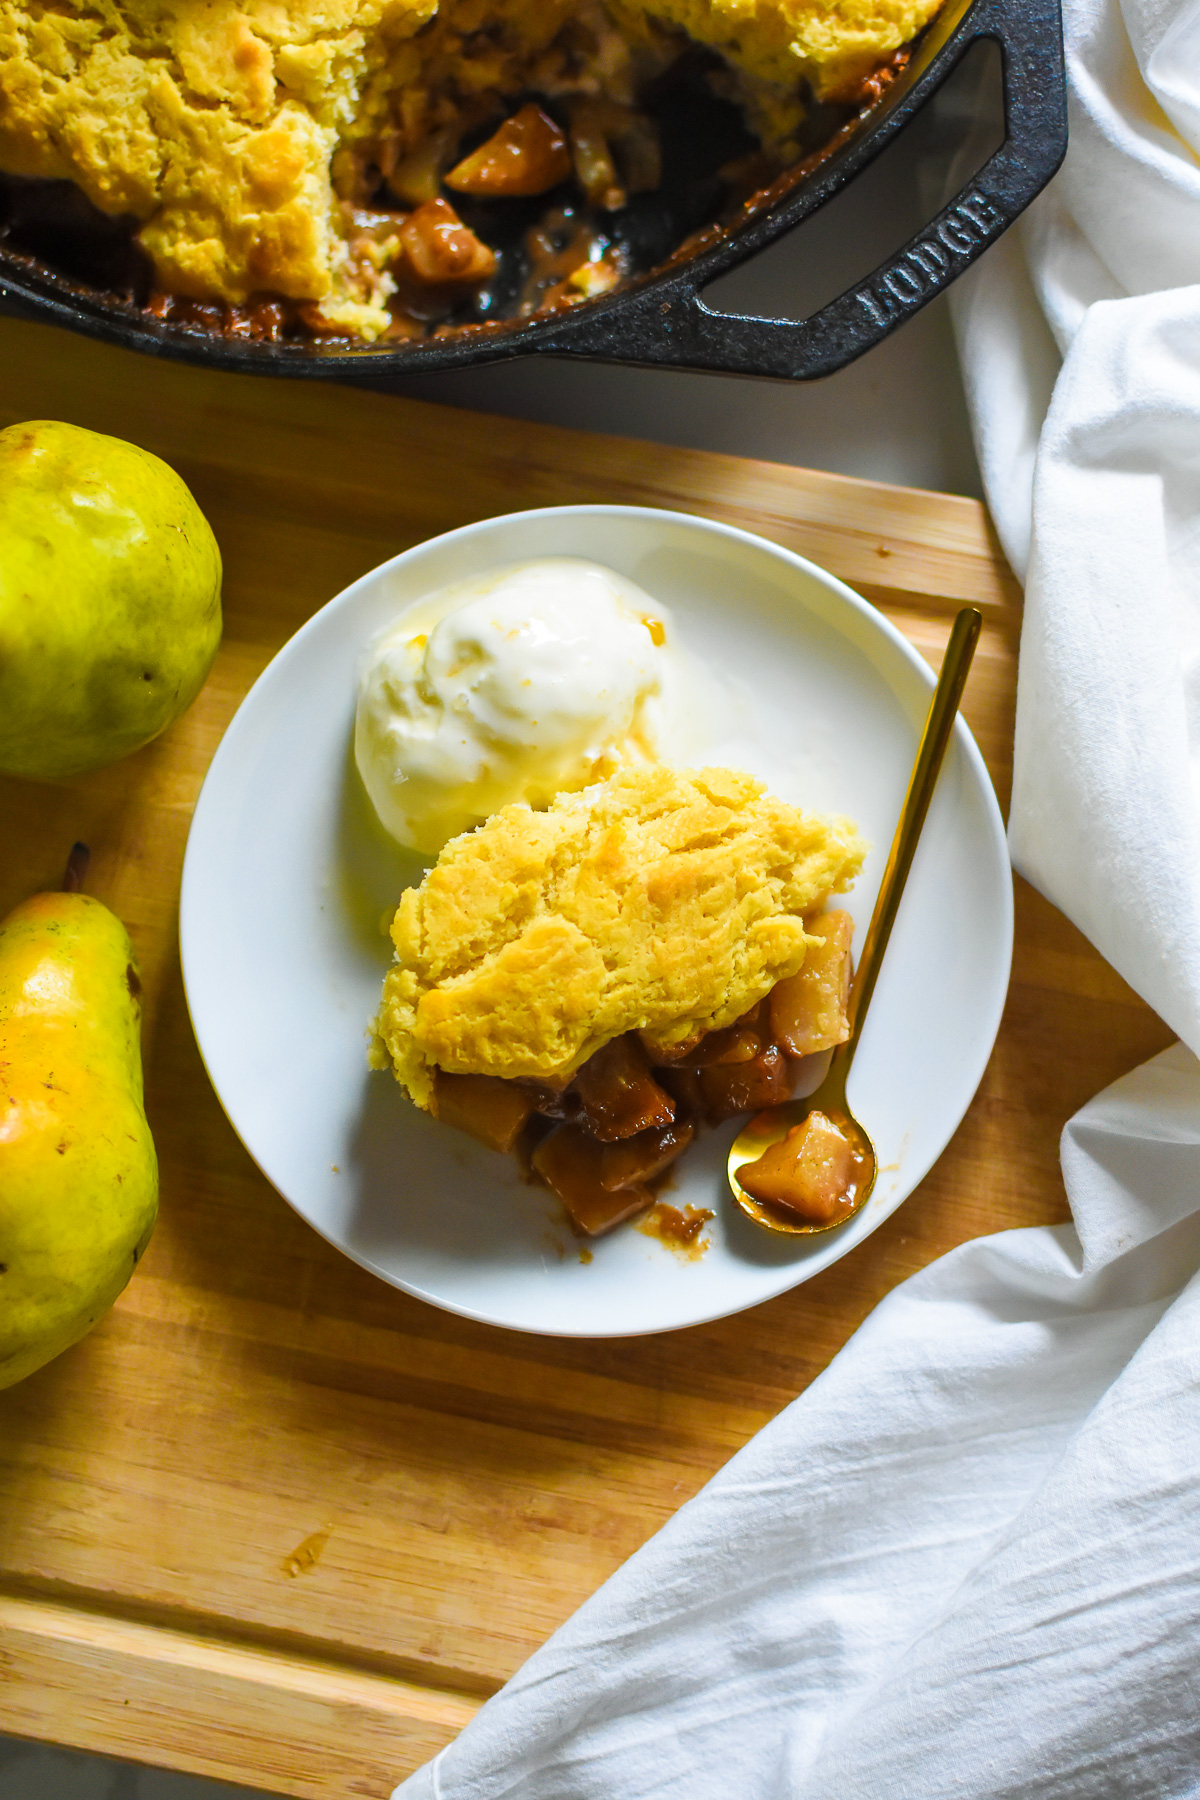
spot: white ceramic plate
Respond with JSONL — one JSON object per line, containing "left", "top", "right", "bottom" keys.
{"left": 180, "top": 506, "right": 1012, "bottom": 1337}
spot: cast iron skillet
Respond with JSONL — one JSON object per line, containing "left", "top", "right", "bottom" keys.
{"left": 0, "top": 0, "right": 1064, "bottom": 383}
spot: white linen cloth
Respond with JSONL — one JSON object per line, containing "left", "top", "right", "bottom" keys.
{"left": 394, "top": 6, "right": 1200, "bottom": 1793}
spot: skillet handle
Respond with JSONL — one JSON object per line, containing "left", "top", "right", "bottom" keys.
{"left": 536, "top": 0, "right": 1066, "bottom": 381}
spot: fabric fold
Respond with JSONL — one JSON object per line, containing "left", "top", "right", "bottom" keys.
{"left": 396, "top": 1044, "right": 1200, "bottom": 1799}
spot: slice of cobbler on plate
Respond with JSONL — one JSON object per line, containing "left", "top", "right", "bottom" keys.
{"left": 372, "top": 764, "right": 866, "bottom": 1236}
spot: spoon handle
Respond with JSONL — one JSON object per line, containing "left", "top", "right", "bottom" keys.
{"left": 839, "top": 606, "right": 983, "bottom": 1072}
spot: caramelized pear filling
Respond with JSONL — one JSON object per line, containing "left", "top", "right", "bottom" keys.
{"left": 429, "top": 908, "right": 855, "bottom": 1237}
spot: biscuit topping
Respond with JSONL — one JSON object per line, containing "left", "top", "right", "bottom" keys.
{"left": 373, "top": 764, "right": 866, "bottom": 1105}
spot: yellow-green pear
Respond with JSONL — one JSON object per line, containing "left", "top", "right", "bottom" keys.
{"left": 0, "top": 419, "right": 222, "bottom": 779}
{"left": 0, "top": 876, "right": 157, "bottom": 1389}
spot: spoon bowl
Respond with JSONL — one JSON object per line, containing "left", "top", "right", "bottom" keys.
{"left": 728, "top": 1078, "right": 875, "bottom": 1237}
{"left": 728, "top": 605, "right": 982, "bottom": 1236}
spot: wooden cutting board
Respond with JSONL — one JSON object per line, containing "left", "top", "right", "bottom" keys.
{"left": 0, "top": 314, "right": 1173, "bottom": 1800}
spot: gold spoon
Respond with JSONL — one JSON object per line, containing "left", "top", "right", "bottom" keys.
{"left": 728, "top": 605, "right": 983, "bottom": 1235}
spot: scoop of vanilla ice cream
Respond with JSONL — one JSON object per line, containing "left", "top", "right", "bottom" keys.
{"left": 355, "top": 559, "right": 675, "bottom": 853}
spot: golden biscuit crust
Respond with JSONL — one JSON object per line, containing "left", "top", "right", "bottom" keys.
{"left": 373, "top": 765, "right": 866, "bottom": 1108}
{"left": 616, "top": 0, "right": 943, "bottom": 104}
{"left": 0, "top": 0, "right": 434, "bottom": 329}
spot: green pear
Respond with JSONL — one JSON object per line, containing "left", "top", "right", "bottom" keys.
{"left": 0, "top": 880, "right": 158, "bottom": 1389}
{"left": 0, "top": 419, "right": 222, "bottom": 779}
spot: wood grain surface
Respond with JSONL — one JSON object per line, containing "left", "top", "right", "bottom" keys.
{"left": 0, "top": 315, "right": 1174, "bottom": 1799}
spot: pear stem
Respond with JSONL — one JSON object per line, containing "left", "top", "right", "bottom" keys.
{"left": 62, "top": 843, "right": 90, "bottom": 894}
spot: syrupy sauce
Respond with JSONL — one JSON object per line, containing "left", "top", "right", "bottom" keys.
{"left": 0, "top": 48, "right": 910, "bottom": 351}
{"left": 636, "top": 1202, "right": 715, "bottom": 1259}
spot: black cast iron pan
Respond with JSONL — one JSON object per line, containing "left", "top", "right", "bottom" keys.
{"left": 0, "top": 0, "right": 1064, "bottom": 384}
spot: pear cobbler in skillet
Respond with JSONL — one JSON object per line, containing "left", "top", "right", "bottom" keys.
{"left": 0, "top": 0, "right": 946, "bottom": 342}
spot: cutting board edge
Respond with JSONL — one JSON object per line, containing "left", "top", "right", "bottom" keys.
{"left": 0, "top": 1590, "right": 476, "bottom": 1799}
